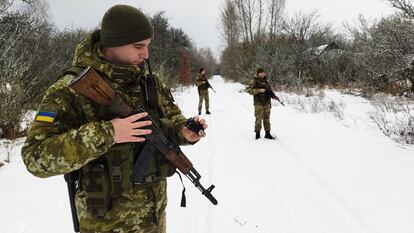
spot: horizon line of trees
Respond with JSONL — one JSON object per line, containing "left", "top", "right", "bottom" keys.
{"left": 218, "top": 0, "right": 414, "bottom": 95}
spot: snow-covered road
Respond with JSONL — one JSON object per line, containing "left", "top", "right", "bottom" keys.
{"left": 167, "top": 76, "right": 414, "bottom": 233}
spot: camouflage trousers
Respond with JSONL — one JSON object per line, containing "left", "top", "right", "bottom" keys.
{"left": 77, "top": 179, "right": 168, "bottom": 233}
{"left": 80, "top": 212, "right": 166, "bottom": 233}
{"left": 254, "top": 104, "right": 271, "bottom": 132}
{"left": 198, "top": 90, "right": 209, "bottom": 112}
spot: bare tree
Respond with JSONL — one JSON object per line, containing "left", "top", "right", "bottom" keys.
{"left": 281, "top": 11, "right": 334, "bottom": 85}
{"left": 234, "top": 0, "right": 258, "bottom": 43}
{"left": 387, "top": 0, "right": 414, "bottom": 19}
{"left": 231, "top": 0, "right": 283, "bottom": 43}
{"left": 219, "top": 0, "right": 240, "bottom": 48}
{"left": 0, "top": 0, "right": 86, "bottom": 138}
{"left": 0, "top": 6, "right": 36, "bottom": 138}
{"left": 234, "top": 0, "right": 249, "bottom": 42}
{"left": 256, "top": 0, "right": 264, "bottom": 43}
{"left": 21, "top": 0, "right": 49, "bottom": 23}
{"left": 268, "top": 0, "right": 285, "bottom": 40}
{"left": 348, "top": 14, "right": 414, "bottom": 95}
{"left": 0, "top": 0, "right": 13, "bottom": 15}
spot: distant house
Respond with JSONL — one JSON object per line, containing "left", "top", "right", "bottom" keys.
{"left": 307, "top": 42, "right": 342, "bottom": 57}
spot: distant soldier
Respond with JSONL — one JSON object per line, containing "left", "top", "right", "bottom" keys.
{"left": 195, "top": 68, "right": 211, "bottom": 115}
{"left": 247, "top": 68, "right": 280, "bottom": 140}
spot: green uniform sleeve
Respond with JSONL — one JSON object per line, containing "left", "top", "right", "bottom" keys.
{"left": 246, "top": 80, "right": 261, "bottom": 95}
{"left": 156, "top": 77, "right": 195, "bottom": 145}
{"left": 21, "top": 77, "right": 115, "bottom": 178}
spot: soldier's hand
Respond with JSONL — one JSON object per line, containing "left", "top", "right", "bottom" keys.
{"left": 111, "top": 112, "right": 152, "bottom": 143}
{"left": 182, "top": 116, "right": 207, "bottom": 142}
{"left": 259, "top": 89, "right": 266, "bottom": 93}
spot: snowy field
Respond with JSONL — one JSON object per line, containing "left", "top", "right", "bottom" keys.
{"left": 1, "top": 76, "right": 414, "bottom": 233}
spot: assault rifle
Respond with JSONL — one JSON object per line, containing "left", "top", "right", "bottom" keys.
{"left": 265, "top": 89, "right": 285, "bottom": 106}
{"left": 205, "top": 79, "right": 216, "bottom": 93}
{"left": 69, "top": 66, "right": 218, "bottom": 207}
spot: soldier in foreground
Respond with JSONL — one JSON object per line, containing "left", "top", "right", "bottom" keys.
{"left": 195, "top": 68, "right": 211, "bottom": 115}
{"left": 21, "top": 5, "right": 208, "bottom": 233}
{"left": 247, "top": 68, "right": 281, "bottom": 140}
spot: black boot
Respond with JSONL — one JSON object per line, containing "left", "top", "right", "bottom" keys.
{"left": 255, "top": 131, "right": 261, "bottom": 139}
{"left": 206, "top": 110, "right": 211, "bottom": 115}
{"left": 198, "top": 111, "right": 201, "bottom": 115}
{"left": 265, "top": 131, "right": 275, "bottom": 140}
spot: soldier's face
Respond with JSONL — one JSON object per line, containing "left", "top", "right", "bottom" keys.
{"left": 258, "top": 72, "right": 265, "bottom": 78}
{"left": 104, "top": 38, "right": 151, "bottom": 66}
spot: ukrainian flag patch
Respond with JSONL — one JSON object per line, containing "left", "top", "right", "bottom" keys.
{"left": 35, "top": 111, "right": 57, "bottom": 123}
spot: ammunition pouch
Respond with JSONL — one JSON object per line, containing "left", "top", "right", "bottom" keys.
{"left": 80, "top": 143, "right": 135, "bottom": 218}
{"left": 80, "top": 162, "right": 112, "bottom": 218}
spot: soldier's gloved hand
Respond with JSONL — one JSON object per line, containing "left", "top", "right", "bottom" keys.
{"left": 182, "top": 116, "right": 207, "bottom": 142}
{"left": 185, "top": 117, "right": 205, "bottom": 136}
{"left": 259, "top": 89, "right": 266, "bottom": 93}
{"left": 111, "top": 112, "right": 152, "bottom": 143}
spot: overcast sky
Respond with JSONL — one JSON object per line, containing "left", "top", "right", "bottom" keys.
{"left": 45, "top": 0, "right": 395, "bottom": 57}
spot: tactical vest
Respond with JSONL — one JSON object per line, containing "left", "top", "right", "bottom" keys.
{"left": 64, "top": 66, "right": 176, "bottom": 217}
{"left": 197, "top": 75, "right": 209, "bottom": 93}
{"left": 253, "top": 77, "right": 271, "bottom": 105}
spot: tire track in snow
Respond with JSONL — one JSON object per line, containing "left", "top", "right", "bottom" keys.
{"left": 226, "top": 82, "right": 375, "bottom": 233}
{"left": 276, "top": 138, "right": 376, "bottom": 233}
{"left": 220, "top": 86, "right": 303, "bottom": 232}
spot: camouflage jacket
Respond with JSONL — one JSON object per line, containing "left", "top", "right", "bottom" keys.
{"left": 195, "top": 74, "right": 209, "bottom": 92}
{"left": 22, "top": 30, "right": 190, "bottom": 232}
{"left": 246, "top": 76, "right": 273, "bottom": 105}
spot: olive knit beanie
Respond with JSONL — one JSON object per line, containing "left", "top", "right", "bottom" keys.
{"left": 100, "top": 5, "right": 154, "bottom": 47}
{"left": 256, "top": 68, "right": 265, "bottom": 75}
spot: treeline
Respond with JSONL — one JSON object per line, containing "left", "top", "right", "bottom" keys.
{"left": 149, "top": 11, "right": 217, "bottom": 86}
{"left": 219, "top": 0, "right": 414, "bottom": 95}
{"left": 0, "top": 0, "right": 217, "bottom": 139}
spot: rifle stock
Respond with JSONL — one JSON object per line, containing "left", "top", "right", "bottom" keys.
{"left": 70, "top": 66, "right": 218, "bottom": 205}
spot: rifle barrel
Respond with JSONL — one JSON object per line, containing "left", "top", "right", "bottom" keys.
{"left": 186, "top": 169, "right": 218, "bottom": 205}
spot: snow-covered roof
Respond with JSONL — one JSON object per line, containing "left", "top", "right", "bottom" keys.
{"left": 307, "top": 42, "right": 341, "bottom": 56}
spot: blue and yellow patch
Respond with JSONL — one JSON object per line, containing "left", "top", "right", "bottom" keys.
{"left": 35, "top": 111, "right": 57, "bottom": 123}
